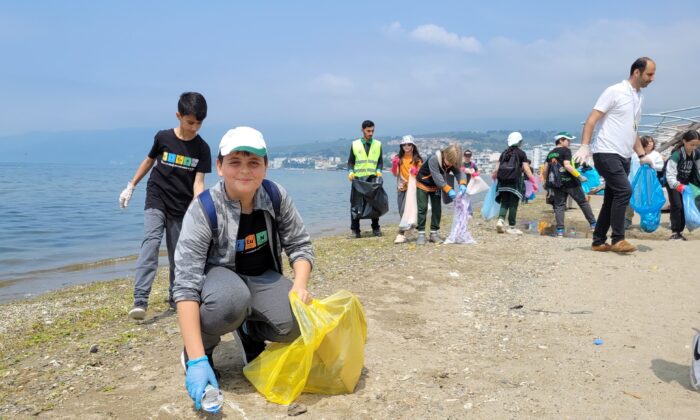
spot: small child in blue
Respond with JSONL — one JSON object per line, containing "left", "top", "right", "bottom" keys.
{"left": 120, "top": 92, "right": 211, "bottom": 320}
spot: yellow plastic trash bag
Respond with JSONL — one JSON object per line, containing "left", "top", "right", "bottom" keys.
{"left": 243, "top": 290, "right": 367, "bottom": 405}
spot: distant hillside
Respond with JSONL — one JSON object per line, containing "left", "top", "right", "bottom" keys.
{"left": 268, "top": 129, "right": 562, "bottom": 158}
{"left": 0, "top": 128, "right": 565, "bottom": 164}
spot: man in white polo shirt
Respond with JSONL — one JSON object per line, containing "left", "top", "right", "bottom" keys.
{"left": 573, "top": 57, "right": 656, "bottom": 253}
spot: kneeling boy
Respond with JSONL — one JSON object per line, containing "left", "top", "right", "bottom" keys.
{"left": 172, "top": 126, "right": 314, "bottom": 409}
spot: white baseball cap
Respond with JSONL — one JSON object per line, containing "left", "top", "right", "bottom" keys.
{"left": 219, "top": 126, "right": 267, "bottom": 157}
{"left": 507, "top": 131, "right": 523, "bottom": 147}
{"left": 400, "top": 135, "right": 415, "bottom": 145}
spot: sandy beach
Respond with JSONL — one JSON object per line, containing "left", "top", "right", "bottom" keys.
{"left": 1, "top": 196, "right": 699, "bottom": 418}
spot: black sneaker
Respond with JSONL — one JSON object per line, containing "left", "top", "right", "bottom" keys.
{"left": 351, "top": 230, "right": 361, "bottom": 238}
{"left": 668, "top": 233, "right": 687, "bottom": 241}
{"left": 181, "top": 348, "right": 221, "bottom": 381}
{"left": 372, "top": 229, "right": 383, "bottom": 237}
{"left": 233, "top": 324, "right": 266, "bottom": 365}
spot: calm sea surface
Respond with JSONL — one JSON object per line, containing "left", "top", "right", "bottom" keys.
{"left": 0, "top": 163, "right": 404, "bottom": 302}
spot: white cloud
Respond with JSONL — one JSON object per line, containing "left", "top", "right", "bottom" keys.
{"left": 309, "top": 73, "right": 354, "bottom": 95}
{"left": 384, "top": 21, "right": 402, "bottom": 34}
{"left": 410, "top": 24, "right": 481, "bottom": 53}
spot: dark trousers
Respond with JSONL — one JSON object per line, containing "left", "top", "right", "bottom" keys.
{"left": 592, "top": 153, "right": 631, "bottom": 245}
{"left": 416, "top": 188, "right": 441, "bottom": 231}
{"left": 666, "top": 187, "right": 685, "bottom": 234}
{"left": 552, "top": 186, "right": 596, "bottom": 230}
{"left": 350, "top": 217, "right": 379, "bottom": 232}
{"left": 498, "top": 191, "right": 520, "bottom": 226}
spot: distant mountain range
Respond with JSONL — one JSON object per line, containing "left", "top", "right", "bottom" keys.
{"left": 0, "top": 128, "right": 566, "bottom": 164}
{"left": 268, "top": 129, "right": 563, "bottom": 158}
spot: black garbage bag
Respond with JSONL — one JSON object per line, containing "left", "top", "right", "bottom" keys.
{"left": 350, "top": 175, "right": 389, "bottom": 220}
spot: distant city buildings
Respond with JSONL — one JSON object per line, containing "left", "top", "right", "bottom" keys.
{"left": 268, "top": 135, "right": 558, "bottom": 174}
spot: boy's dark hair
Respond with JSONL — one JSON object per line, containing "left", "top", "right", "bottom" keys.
{"left": 361, "top": 120, "right": 375, "bottom": 129}
{"left": 464, "top": 149, "right": 472, "bottom": 156}
{"left": 640, "top": 135, "right": 655, "bottom": 150}
{"left": 178, "top": 92, "right": 208, "bottom": 121}
{"left": 630, "top": 57, "right": 653, "bottom": 77}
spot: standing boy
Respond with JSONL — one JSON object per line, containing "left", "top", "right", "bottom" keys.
{"left": 120, "top": 92, "right": 211, "bottom": 320}
{"left": 543, "top": 132, "right": 597, "bottom": 237}
{"left": 347, "top": 120, "right": 384, "bottom": 237}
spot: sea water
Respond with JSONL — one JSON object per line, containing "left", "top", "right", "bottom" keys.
{"left": 0, "top": 163, "right": 402, "bottom": 302}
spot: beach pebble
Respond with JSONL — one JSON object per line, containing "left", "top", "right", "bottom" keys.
{"left": 287, "top": 402, "right": 307, "bottom": 416}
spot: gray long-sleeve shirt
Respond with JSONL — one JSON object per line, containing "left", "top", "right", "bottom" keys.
{"left": 172, "top": 180, "right": 314, "bottom": 303}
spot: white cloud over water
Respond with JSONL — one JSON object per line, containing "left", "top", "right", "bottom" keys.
{"left": 410, "top": 24, "right": 482, "bottom": 53}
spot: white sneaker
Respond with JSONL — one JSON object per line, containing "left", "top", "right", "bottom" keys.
{"left": 394, "top": 234, "right": 406, "bottom": 244}
{"left": 496, "top": 218, "right": 506, "bottom": 233}
{"left": 128, "top": 306, "right": 146, "bottom": 320}
{"left": 691, "top": 332, "right": 700, "bottom": 391}
{"left": 506, "top": 227, "right": 523, "bottom": 235}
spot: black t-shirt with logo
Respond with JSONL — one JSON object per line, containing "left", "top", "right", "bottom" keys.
{"left": 546, "top": 147, "right": 579, "bottom": 188}
{"left": 145, "top": 129, "right": 211, "bottom": 218}
{"left": 235, "top": 210, "right": 272, "bottom": 276}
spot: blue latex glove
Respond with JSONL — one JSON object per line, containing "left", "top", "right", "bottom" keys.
{"left": 185, "top": 356, "right": 219, "bottom": 410}
{"left": 448, "top": 189, "right": 457, "bottom": 199}
{"left": 458, "top": 184, "right": 467, "bottom": 195}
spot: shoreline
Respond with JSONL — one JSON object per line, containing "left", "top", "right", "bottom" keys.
{"left": 2, "top": 197, "right": 699, "bottom": 417}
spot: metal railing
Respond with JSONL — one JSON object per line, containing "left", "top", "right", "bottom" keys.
{"left": 640, "top": 105, "right": 700, "bottom": 153}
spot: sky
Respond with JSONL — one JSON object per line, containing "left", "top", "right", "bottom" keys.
{"left": 2, "top": 0, "right": 699, "bottom": 144}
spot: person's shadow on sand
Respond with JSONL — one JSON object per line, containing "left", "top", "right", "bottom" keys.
{"left": 650, "top": 358, "right": 694, "bottom": 390}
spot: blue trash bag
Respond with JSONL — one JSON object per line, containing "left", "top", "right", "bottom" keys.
{"left": 682, "top": 185, "right": 700, "bottom": 231}
{"left": 628, "top": 156, "right": 640, "bottom": 183}
{"left": 630, "top": 165, "right": 666, "bottom": 232}
{"left": 580, "top": 167, "right": 601, "bottom": 194}
{"left": 481, "top": 182, "right": 501, "bottom": 221}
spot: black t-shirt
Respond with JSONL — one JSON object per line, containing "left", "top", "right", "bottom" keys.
{"left": 145, "top": 129, "right": 211, "bottom": 218}
{"left": 546, "top": 147, "right": 579, "bottom": 188}
{"left": 235, "top": 210, "right": 273, "bottom": 276}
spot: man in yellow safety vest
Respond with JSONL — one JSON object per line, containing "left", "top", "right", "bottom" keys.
{"left": 347, "top": 120, "right": 384, "bottom": 238}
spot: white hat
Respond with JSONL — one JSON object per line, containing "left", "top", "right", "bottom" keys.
{"left": 553, "top": 131, "right": 576, "bottom": 142}
{"left": 507, "top": 131, "right": 523, "bottom": 147}
{"left": 400, "top": 135, "right": 415, "bottom": 145}
{"left": 219, "top": 126, "right": 267, "bottom": 157}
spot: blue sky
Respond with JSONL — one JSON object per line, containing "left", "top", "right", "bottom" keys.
{"left": 2, "top": 0, "right": 699, "bottom": 144}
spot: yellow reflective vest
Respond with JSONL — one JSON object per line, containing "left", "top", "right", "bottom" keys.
{"left": 351, "top": 139, "right": 382, "bottom": 177}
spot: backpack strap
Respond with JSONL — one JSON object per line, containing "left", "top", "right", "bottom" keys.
{"left": 262, "top": 179, "right": 283, "bottom": 274}
{"left": 198, "top": 189, "right": 219, "bottom": 245}
{"left": 262, "top": 179, "right": 281, "bottom": 216}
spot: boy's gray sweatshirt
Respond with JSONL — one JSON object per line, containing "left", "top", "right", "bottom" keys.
{"left": 173, "top": 180, "right": 314, "bottom": 303}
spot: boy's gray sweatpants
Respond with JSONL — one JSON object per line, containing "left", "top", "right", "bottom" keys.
{"left": 199, "top": 267, "right": 300, "bottom": 353}
{"left": 552, "top": 186, "right": 596, "bottom": 230}
{"left": 133, "top": 208, "right": 181, "bottom": 308}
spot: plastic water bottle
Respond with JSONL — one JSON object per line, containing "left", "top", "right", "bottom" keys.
{"left": 201, "top": 384, "right": 223, "bottom": 413}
